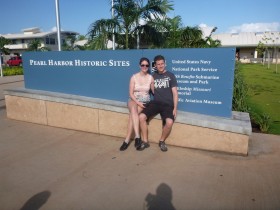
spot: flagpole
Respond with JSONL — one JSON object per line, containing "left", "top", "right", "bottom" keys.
{"left": 112, "top": 0, "right": 115, "bottom": 50}
{"left": 55, "top": 0, "right": 62, "bottom": 51}
{"left": 0, "top": 52, "right": 3, "bottom": 77}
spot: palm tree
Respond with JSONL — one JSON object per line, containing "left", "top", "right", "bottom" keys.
{"left": 164, "top": 16, "right": 183, "bottom": 48}
{"left": 132, "top": 0, "right": 173, "bottom": 48}
{"left": 27, "top": 39, "right": 50, "bottom": 51}
{"left": 62, "top": 34, "right": 87, "bottom": 51}
{"left": 147, "top": 15, "right": 183, "bottom": 48}
{"left": 180, "top": 26, "right": 205, "bottom": 48}
{"left": 87, "top": 0, "right": 173, "bottom": 49}
{"left": 88, "top": 18, "right": 119, "bottom": 50}
{"left": 204, "top": 27, "right": 221, "bottom": 48}
{"left": 0, "top": 36, "right": 10, "bottom": 54}
{"left": 112, "top": 0, "right": 138, "bottom": 49}
{"left": 139, "top": 15, "right": 219, "bottom": 49}
{"left": 133, "top": 22, "right": 165, "bottom": 48}
{"left": 204, "top": 37, "right": 221, "bottom": 48}
{"left": 0, "top": 36, "right": 11, "bottom": 76}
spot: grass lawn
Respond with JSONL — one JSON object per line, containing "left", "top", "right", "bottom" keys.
{"left": 239, "top": 63, "right": 280, "bottom": 135}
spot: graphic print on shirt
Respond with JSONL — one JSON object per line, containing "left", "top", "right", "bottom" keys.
{"left": 154, "top": 77, "right": 170, "bottom": 89}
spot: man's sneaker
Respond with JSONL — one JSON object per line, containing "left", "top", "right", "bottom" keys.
{"left": 137, "top": 141, "right": 150, "bottom": 151}
{"left": 159, "top": 141, "right": 168, "bottom": 152}
{"left": 134, "top": 137, "right": 141, "bottom": 148}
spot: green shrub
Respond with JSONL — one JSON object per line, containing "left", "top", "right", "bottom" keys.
{"left": 252, "top": 113, "right": 271, "bottom": 133}
{"left": 232, "top": 63, "right": 249, "bottom": 112}
{"left": 2, "top": 66, "right": 23, "bottom": 76}
{"left": 232, "top": 63, "right": 273, "bottom": 133}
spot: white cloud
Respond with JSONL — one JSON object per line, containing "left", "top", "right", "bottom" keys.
{"left": 199, "top": 23, "right": 215, "bottom": 37}
{"left": 228, "top": 22, "right": 280, "bottom": 33}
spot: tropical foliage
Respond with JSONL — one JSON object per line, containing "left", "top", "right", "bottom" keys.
{"left": 87, "top": 0, "right": 220, "bottom": 50}
{"left": 88, "top": 0, "right": 174, "bottom": 49}
{"left": 139, "top": 16, "right": 221, "bottom": 48}
{"left": 27, "top": 39, "right": 50, "bottom": 51}
{"left": 62, "top": 35, "right": 87, "bottom": 51}
{"left": 88, "top": 19, "right": 118, "bottom": 50}
{"left": 0, "top": 36, "right": 11, "bottom": 54}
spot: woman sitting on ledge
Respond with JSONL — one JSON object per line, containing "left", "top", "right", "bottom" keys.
{"left": 119, "top": 57, "right": 154, "bottom": 151}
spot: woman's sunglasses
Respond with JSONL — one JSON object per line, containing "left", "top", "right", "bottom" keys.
{"left": 141, "top": 64, "right": 149, "bottom": 67}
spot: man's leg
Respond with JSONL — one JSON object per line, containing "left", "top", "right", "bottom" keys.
{"left": 159, "top": 104, "right": 175, "bottom": 152}
{"left": 137, "top": 113, "right": 151, "bottom": 151}
{"left": 160, "top": 118, "right": 174, "bottom": 142}
{"left": 138, "top": 102, "right": 159, "bottom": 151}
{"left": 139, "top": 113, "right": 148, "bottom": 143}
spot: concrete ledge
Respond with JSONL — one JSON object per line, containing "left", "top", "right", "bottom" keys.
{"left": 5, "top": 95, "right": 47, "bottom": 125}
{"left": 4, "top": 87, "right": 252, "bottom": 155}
{"left": 46, "top": 101, "right": 99, "bottom": 133}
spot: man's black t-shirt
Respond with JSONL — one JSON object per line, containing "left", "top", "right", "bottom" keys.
{"left": 153, "top": 71, "right": 178, "bottom": 107}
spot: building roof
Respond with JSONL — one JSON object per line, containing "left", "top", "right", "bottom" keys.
{"left": 212, "top": 31, "right": 280, "bottom": 47}
{"left": 1, "top": 27, "right": 79, "bottom": 39}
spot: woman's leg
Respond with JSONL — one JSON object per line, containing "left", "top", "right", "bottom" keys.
{"left": 128, "top": 100, "right": 141, "bottom": 138}
{"left": 124, "top": 113, "right": 133, "bottom": 143}
{"left": 137, "top": 105, "right": 144, "bottom": 137}
{"left": 120, "top": 102, "right": 135, "bottom": 151}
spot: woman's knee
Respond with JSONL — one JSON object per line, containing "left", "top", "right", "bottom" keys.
{"left": 139, "top": 113, "right": 147, "bottom": 122}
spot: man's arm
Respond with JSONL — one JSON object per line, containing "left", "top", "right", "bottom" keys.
{"left": 172, "top": 86, "right": 178, "bottom": 119}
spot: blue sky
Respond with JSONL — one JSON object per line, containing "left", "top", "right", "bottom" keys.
{"left": 0, "top": 0, "right": 279, "bottom": 36}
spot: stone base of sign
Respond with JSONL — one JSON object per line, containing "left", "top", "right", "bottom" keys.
{"left": 4, "top": 88, "right": 251, "bottom": 156}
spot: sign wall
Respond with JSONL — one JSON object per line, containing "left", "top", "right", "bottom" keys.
{"left": 23, "top": 48, "right": 236, "bottom": 118}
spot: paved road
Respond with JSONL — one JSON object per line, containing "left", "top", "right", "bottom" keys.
{"left": 0, "top": 75, "right": 24, "bottom": 108}
{"left": 0, "top": 76, "right": 280, "bottom": 210}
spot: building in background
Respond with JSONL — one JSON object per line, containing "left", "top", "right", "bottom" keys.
{"left": 1, "top": 27, "right": 78, "bottom": 58}
{"left": 212, "top": 31, "right": 280, "bottom": 63}
{"left": 1, "top": 28, "right": 279, "bottom": 64}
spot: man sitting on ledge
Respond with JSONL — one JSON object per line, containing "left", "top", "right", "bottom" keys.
{"left": 138, "top": 55, "right": 178, "bottom": 152}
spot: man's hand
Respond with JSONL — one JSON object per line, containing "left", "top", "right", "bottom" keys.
{"left": 173, "top": 108, "right": 177, "bottom": 120}
{"left": 137, "top": 102, "right": 146, "bottom": 109}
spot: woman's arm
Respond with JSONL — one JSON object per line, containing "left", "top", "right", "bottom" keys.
{"left": 150, "top": 76, "right": 155, "bottom": 94}
{"left": 129, "top": 75, "right": 145, "bottom": 108}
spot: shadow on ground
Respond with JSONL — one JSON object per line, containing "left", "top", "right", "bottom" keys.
{"left": 145, "top": 183, "right": 176, "bottom": 210}
{"left": 19, "top": 191, "right": 51, "bottom": 210}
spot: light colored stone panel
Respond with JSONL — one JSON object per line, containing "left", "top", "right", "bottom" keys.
{"left": 142, "top": 118, "right": 248, "bottom": 155}
{"left": 4, "top": 92, "right": 249, "bottom": 155}
{"left": 46, "top": 102, "right": 99, "bottom": 133}
{"left": 5, "top": 95, "right": 47, "bottom": 125}
{"left": 168, "top": 123, "right": 248, "bottom": 155}
{"left": 99, "top": 110, "right": 129, "bottom": 138}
